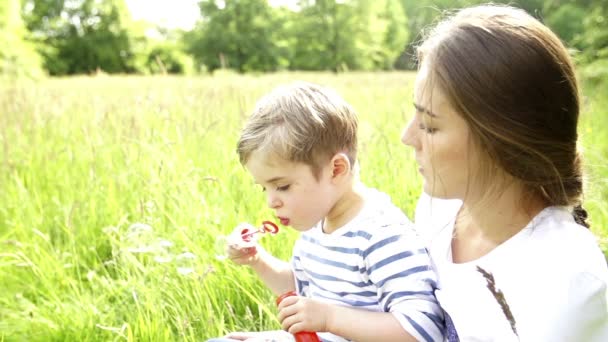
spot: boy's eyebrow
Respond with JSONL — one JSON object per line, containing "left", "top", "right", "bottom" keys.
{"left": 413, "top": 103, "right": 438, "bottom": 118}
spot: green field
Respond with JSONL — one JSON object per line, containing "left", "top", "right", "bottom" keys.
{"left": 1, "top": 72, "right": 606, "bottom": 341}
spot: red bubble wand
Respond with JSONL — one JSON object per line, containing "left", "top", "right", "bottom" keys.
{"left": 240, "top": 220, "right": 279, "bottom": 241}
{"left": 215, "top": 220, "right": 280, "bottom": 261}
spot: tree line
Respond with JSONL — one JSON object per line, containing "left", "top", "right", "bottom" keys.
{"left": 2, "top": 0, "right": 607, "bottom": 78}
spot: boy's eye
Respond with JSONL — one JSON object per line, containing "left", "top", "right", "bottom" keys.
{"left": 277, "top": 184, "right": 291, "bottom": 191}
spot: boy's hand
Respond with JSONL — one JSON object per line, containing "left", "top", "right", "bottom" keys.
{"left": 277, "top": 295, "right": 329, "bottom": 334}
{"left": 226, "top": 223, "right": 261, "bottom": 266}
{"left": 224, "top": 331, "right": 293, "bottom": 341}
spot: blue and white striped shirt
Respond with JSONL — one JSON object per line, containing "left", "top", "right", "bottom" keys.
{"left": 292, "top": 188, "right": 445, "bottom": 342}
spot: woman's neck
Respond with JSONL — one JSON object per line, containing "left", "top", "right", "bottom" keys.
{"left": 451, "top": 182, "right": 546, "bottom": 263}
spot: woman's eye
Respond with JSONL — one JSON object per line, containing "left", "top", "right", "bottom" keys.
{"left": 418, "top": 123, "right": 437, "bottom": 134}
{"left": 277, "top": 185, "right": 291, "bottom": 191}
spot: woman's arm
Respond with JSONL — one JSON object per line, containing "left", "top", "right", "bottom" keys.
{"left": 542, "top": 271, "right": 608, "bottom": 341}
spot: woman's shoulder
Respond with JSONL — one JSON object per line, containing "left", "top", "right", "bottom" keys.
{"left": 491, "top": 207, "right": 608, "bottom": 341}
{"left": 527, "top": 206, "right": 607, "bottom": 280}
{"left": 519, "top": 208, "right": 608, "bottom": 341}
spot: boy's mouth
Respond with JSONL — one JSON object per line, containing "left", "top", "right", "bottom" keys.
{"left": 278, "top": 217, "right": 290, "bottom": 226}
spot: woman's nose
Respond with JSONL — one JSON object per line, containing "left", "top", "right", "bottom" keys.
{"left": 401, "top": 118, "right": 420, "bottom": 149}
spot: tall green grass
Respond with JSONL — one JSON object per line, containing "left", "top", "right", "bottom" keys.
{"left": 0, "top": 72, "right": 606, "bottom": 341}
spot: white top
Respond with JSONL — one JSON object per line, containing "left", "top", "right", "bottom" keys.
{"left": 292, "top": 188, "right": 445, "bottom": 342}
{"left": 415, "top": 193, "right": 608, "bottom": 342}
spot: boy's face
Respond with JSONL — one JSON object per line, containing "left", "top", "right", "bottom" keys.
{"left": 245, "top": 150, "right": 336, "bottom": 232}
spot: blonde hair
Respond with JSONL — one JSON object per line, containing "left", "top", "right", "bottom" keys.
{"left": 237, "top": 82, "right": 358, "bottom": 177}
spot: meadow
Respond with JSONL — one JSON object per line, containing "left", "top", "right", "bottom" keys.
{"left": 1, "top": 72, "right": 606, "bottom": 341}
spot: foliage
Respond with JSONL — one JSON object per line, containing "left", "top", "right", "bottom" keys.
{"left": 544, "top": 3, "right": 586, "bottom": 45}
{"left": 22, "top": 0, "right": 138, "bottom": 75}
{"left": 290, "top": 0, "right": 408, "bottom": 71}
{"left": 396, "top": 0, "right": 603, "bottom": 69}
{"left": 184, "top": 0, "right": 408, "bottom": 73}
{"left": 0, "top": 0, "right": 43, "bottom": 78}
{"left": 575, "top": 4, "right": 608, "bottom": 82}
{"left": 6, "top": 0, "right": 608, "bottom": 74}
{"left": 186, "top": 0, "right": 290, "bottom": 73}
{"left": 145, "top": 42, "right": 194, "bottom": 75}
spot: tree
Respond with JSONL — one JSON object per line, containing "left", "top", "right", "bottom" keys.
{"left": 397, "top": 0, "right": 489, "bottom": 69}
{"left": 544, "top": 3, "right": 585, "bottom": 47}
{"left": 291, "top": 0, "right": 408, "bottom": 71}
{"left": 22, "top": 0, "right": 138, "bottom": 75}
{"left": 187, "top": 0, "right": 290, "bottom": 72}
{"left": 0, "top": 0, "right": 43, "bottom": 78}
{"left": 574, "top": 1, "right": 608, "bottom": 82}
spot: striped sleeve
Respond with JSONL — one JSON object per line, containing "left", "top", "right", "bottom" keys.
{"left": 364, "top": 225, "right": 445, "bottom": 341}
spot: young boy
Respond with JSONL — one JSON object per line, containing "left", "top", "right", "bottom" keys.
{"left": 215, "top": 82, "right": 444, "bottom": 342}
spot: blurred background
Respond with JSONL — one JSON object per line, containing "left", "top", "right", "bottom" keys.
{"left": 1, "top": 1, "right": 607, "bottom": 341}
{"left": 2, "top": 0, "right": 607, "bottom": 80}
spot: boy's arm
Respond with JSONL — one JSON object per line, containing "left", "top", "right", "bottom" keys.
{"left": 278, "top": 265, "right": 442, "bottom": 342}
{"left": 327, "top": 305, "right": 417, "bottom": 342}
{"left": 249, "top": 247, "right": 295, "bottom": 296}
{"left": 278, "top": 227, "right": 444, "bottom": 341}
{"left": 364, "top": 227, "right": 444, "bottom": 341}
{"left": 278, "top": 297, "right": 417, "bottom": 342}
{"left": 226, "top": 224, "right": 295, "bottom": 295}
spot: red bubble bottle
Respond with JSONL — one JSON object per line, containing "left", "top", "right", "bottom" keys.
{"left": 276, "top": 291, "right": 321, "bottom": 342}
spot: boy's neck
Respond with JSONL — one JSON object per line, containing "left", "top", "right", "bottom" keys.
{"left": 322, "top": 182, "right": 366, "bottom": 234}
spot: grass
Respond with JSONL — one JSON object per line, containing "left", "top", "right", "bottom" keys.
{"left": 0, "top": 72, "right": 606, "bottom": 341}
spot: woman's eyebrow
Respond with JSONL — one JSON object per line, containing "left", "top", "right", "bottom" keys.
{"left": 264, "top": 176, "right": 286, "bottom": 184}
{"left": 413, "top": 102, "right": 439, "bottom": 118}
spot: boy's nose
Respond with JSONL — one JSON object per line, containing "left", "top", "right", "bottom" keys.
{"left": 267, "top": 195, "right": 281, "bottom": 209}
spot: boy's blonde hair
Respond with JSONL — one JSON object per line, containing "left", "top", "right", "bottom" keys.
{"left": 237, "top": 82, "right": 358, "bottom": 178}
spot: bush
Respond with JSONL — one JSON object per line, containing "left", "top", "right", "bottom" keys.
{"left": 145, "top": 44, "right": 194, "bottom": 75}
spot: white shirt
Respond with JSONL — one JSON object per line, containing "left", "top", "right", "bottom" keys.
{"left": 415, "top": 193, "right": 608, "bottom": 342}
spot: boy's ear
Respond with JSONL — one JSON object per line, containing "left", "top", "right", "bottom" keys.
{"left": 329, "top": 153, "right": 351, "bottom": 181}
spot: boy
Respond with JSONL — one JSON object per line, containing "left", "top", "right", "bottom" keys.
{"left": 216, "top": 82, "right": 443, "bottom": 342}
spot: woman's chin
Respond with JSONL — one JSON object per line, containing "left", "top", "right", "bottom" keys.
{"left": 422, "top": 184, "right": 454, "bottom": 199}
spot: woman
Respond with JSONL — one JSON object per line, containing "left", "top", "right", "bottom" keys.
{"left": 402, "top": 4, "right": 608, "bottom": 341}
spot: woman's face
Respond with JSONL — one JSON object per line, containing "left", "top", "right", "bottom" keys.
{"left": 401, "top": 62, "right": 482, "bottom": 199}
